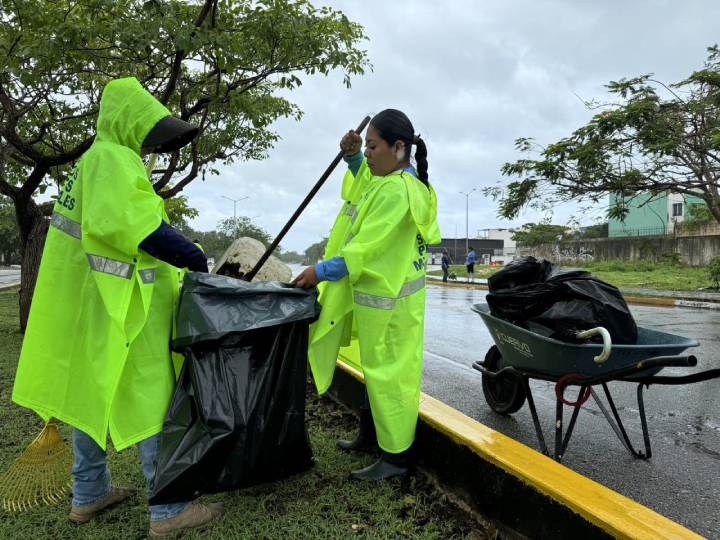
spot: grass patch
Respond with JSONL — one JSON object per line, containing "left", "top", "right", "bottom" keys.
{"left": 0, "top": 288, "right": 486, "bottom": 539}
{"left": 427, "top": 265, "right": 499, "bottom": 279}
{"left": 577, "top": 260, "right": 711, "bottom": 291}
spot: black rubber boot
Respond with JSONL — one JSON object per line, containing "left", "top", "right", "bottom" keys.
{"left": 350, "top": 451, "right": 409, "bottom": 481}
{"left": 337, "top": 391, "right": 379, "bottom": 453}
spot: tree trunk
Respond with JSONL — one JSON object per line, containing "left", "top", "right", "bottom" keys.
{"left": 16, "top": 197, "right": 48, "bottom": 332}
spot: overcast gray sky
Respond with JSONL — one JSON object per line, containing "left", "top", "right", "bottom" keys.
{"left": 182, "top": 0, "right": 720, "bottom": 253}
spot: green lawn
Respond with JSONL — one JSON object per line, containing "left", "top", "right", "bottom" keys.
{"left": 0, "top": 288, "right": 485, "bottom": 539}
{"left": 429, "top": 260, "right": 713, "bottom": 291}
{"left": 577, "top": 260, "right": 711, "bottom": 290}
{"left": 427, "top": 265, "right": 499, "bottom": 279}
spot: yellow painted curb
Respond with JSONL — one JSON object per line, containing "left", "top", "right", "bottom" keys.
{"left": 335, "top": 359, "right": 702, "bottom": 540}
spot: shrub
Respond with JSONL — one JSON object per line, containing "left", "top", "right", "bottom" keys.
{"left": 708, "top": 257, "right": 720, "bottom": 288}
{"left": 660, "top": 252, "right": 683, "bottom": 265}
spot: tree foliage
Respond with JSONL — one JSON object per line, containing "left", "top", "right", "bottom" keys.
{"left": 573, "top": 222, "right": 608, "bottom": 239}
{"left": 1, "top": 0, "right": 369, "bottom": 200}
{"left": 217, "top": 215, "right": 273, "bottom": 246}
{"left": 277, "top": 250, "right": 304, "bottom": 264}
{"left": 683, "top": 201, "right": 713, "bottom": 231}
{"left": 303, "top": 237, "right": 327, "bottom": 265}
{"left": 0, "top": 196, "right": 20, "bottom": 264}
{"left": 164, "top": 194, "right": 199, "bottom": 229}
{"left": 489, "top": 46, "right": 720, "bottom": 225}
{"left": 511, "top": 223, "right": 570, "bottom": 246}
{"left": 0, "top": 0, "right": 368, "bottom": 328}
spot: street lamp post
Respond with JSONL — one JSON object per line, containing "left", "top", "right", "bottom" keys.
{"left": 222, "top": 195, "right": 249, "bottom": 239}
{"left": 459, "top": 188, "right": 477, "bottom": 256}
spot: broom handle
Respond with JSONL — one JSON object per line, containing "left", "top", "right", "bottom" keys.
{"left": 243, "top": 115, "right": 371, "bottom": 282}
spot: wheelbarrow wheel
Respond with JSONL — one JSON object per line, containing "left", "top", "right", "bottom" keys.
{"left": 481, "top": 346, "right": 527, "bottom": 415}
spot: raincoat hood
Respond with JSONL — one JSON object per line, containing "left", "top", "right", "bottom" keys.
{"left": 95, "top": 77, "right": 171, "bottom": 154}
{"left": 404, "top": 175, "right": 441, "bottom": 244}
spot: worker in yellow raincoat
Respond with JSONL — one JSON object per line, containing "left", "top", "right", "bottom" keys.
{"left": 12, "top": 77, "right": 223, "bottom": 536}
{"left": 294, "top": 109, "right": 440, "bottom": 480}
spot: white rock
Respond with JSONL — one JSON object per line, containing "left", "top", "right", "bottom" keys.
{"left": 213, "top": 237, "right": 292, "bottom": 282}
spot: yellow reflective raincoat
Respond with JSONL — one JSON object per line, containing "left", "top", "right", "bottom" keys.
{"left": 12, "top": 78, "right": 180, "bottom": 451}
{"left": 308, "top": 160, "right": 441, "bottom": 453}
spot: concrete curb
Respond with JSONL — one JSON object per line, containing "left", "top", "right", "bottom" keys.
{"left": 330, "top": 358, "right": 703, "bottom": 539}
{"left": 0, "top": 281, "right": 20, "bottom": 291}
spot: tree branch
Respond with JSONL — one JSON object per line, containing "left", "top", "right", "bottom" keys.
{"left": 160, "top": 0, "right": 215, "bottom": 104}
{"left": 152, "top": 151, "right": 181, "bottom": 192}
{"left": 19, "top": 164, "right": 50, "bottom": 200}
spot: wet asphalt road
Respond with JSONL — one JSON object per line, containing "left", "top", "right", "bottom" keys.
{"left": 421, "top": 284, "right": 720, "bottom": 538}
{"left": 0, "top": 269, "right": 20, "bottom": 286}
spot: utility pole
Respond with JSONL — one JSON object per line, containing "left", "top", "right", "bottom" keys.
{"left": 454, "top": 224, "right": 457, "bottom": 262}
{"left": 222, "top": 195, "right": 249, "bottom": 239}
{"left": 459, "top": 188, "right": 477, "bottom": 256}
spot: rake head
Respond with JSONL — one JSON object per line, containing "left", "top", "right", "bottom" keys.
{"left": 0, "top": 421, "right": 72, "bottom": 512}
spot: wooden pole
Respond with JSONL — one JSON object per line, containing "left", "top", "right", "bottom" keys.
{"left": 244, "top": 115, "right": 371, "bottom": 281}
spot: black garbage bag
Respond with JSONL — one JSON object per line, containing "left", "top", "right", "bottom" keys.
{"left": 149, "top": 272, "right": 320, "bottom": 505}
{"left": 488, "top": 256, "right": 554, "bottom": 290}
{"left": 487, "top": 257, "right": 637, "bottom": 344}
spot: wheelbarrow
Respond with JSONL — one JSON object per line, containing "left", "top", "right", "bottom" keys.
{"left": 470, "top": 303, "right": 720, "bottom": 462}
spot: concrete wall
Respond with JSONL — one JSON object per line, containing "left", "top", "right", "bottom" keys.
{"left": 516, "top": 234, "right": 720, "bottom": 267}
{"left": 676, "top": 221, "right": 720, "bottom": 237}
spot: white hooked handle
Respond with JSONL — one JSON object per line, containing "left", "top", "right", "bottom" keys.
{"left": 145, "top": 153, "right": 158, "bottom": 177}
{"left": 575, "top": 327, "right": 612, "bottom": 363}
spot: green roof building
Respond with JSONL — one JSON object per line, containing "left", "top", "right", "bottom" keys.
{"left": 608, "top": 192, "right": 705, "bottom": 237}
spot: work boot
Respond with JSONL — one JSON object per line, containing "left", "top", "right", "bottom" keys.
{"left": 148, "top": 501, "right": 224, "bottom": 538}
{"left": 337, "top": 404, "right": 379, "bottom": 454}
{"left": 68, "top": 486, "right": 137, "bottom": 524}
{"left": 350, "top": 451, "right": 409, "bottom": 481}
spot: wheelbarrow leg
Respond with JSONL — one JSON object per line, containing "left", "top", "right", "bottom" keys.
{"left": 637, "top": 383, "right": 653, "bottom": 459}
{"left": 522, "top": 378, "right": 549, "bottom": 457}
{"left": 589, "top": 384, "right": 648, "bottom": 459}
{"left": 559, "top": 386, "right": 587, "bottom": 460}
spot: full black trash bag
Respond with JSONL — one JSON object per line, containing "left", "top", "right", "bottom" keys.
{"left": 488, "top": 256, "right": 554, "bottom": 290}
{"left": 487, "top": 256, "right": 637, "bottom": 344}
{"left": 149, "top": 272, "right": 320, "bottom": 505}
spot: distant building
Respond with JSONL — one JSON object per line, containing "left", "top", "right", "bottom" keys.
{"left": 608, "top": 192, "right": 704, "bottom": 237}
{"left": 478, "top": 228, "right": 516, "bottom": 263}
{"left": 428, "top": 238, "right": 503, "bottom": 265}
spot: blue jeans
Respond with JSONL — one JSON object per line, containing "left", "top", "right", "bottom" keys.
{"left": 71, "top": 429, "right": 188, "bottom": 521}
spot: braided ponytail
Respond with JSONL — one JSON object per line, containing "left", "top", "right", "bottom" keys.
{"left": 413, "top": 135, "right": 428, "bottom": 185}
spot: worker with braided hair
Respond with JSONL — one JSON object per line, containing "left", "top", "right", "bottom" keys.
{"left": 294, "top": 109, "right": 440, "bottom": 480}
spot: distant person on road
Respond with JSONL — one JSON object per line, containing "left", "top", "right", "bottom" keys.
{"left": 466, "top": 246, "right": 476, "bottom": 282}
{"left": 11, "top": 77, "right": 221, "bottom": 538}
{"left": 294, "top": 109, "right": 441, "bottom": 481}
{"left": 441, "top": 249, "right": 452, "bottom": 282}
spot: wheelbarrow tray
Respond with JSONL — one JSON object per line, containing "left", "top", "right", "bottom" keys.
{"left": 472, "top": 303, "right": 699, "bottom": 378}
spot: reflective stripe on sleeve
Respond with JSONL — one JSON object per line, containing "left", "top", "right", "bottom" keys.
{"left": 353, "top": 276, "right": 425, "bottom": 310}
{"left": 50, "top": 212, "right": 138, "bottom": 280}
{"left": 87, "top": 254, "right": 134, "bottom": 279}
{"left": 50, "top": 212, "right": 81, "bottom": 239}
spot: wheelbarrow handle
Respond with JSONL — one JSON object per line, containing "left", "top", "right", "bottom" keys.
{"left": 575, "top": 327, "right": 612, "bottom": 363}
